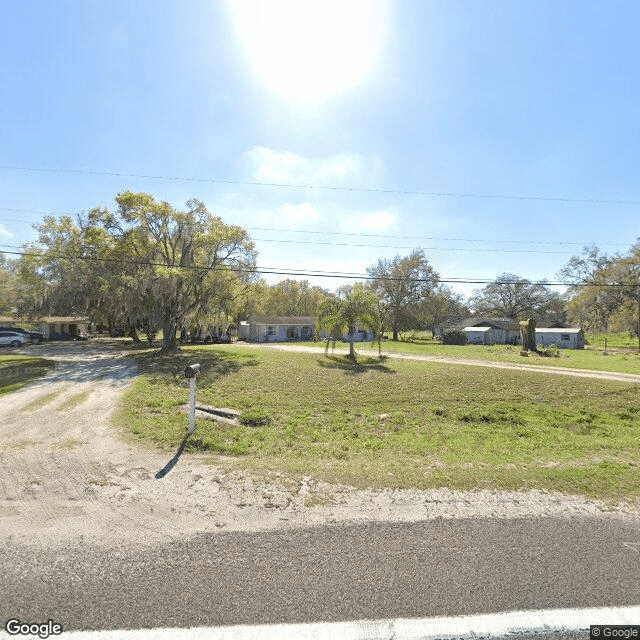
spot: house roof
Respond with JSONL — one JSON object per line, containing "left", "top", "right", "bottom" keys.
{"left": 535, "top": 327, "right": 583, "bottom": 334}
{"left": 247, "top": 316, "right": 316, "bottom": 325}
{"left": 0, "top": 316, "right": 89, "bottom": 323}
{"left": 447, "top": 317, "right": 520, "bottom": 331}
{"left": 464, "top": 326, "right": 491, "bottom": 333}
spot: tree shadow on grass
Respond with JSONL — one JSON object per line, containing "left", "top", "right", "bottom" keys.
{"left": 139, "top": 350, "right": 259, "bottom": 383}
{"left": 317, "top": 354, "right": 396, "bottom": 376}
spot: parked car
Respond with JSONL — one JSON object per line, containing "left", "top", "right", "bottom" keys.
{"left": 0, "top": 331, "right": 30, "bottom": 347}
{"left": 0, "top": 327, "right": 45, "bottom": 344}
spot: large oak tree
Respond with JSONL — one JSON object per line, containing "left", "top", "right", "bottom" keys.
{"left": 21, "top": 192, "right": 257, "bottom": 352}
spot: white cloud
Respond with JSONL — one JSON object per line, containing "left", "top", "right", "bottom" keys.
{"left": 242, "top": 147, "right": 377, "bottom": 186}
{"left": 0, "top": 225, "right": 14, "bottom": 238}
{"left": 279, "top": 202, "right": 321, "bottom": 227}
{"left": 256, "top": 202, "right": 321, "bottom": 229}
{"left": 359, "top": 209, "right": 398, "bottom": 232}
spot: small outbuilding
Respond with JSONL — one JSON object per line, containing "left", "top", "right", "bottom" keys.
{"left": 534, "top": 327, "right": 584, "bottom": 349}
{"left": 464, "top": 326, "right": 493, "bottom": 345}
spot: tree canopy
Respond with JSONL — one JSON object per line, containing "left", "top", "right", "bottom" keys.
{"left": 366, "top": 249, "right": 440, "bottom": 340}
{"left": 317, "top": 282, "right": 380, "bottom": 360}
{"left": 20, "top": 192, "right": 257, "bottom": 351}
{"left": 469, "top": 273, "right": 563, "bottom": 320}
{"left": 559, "top": 241, "right": 640, "bottom": 349}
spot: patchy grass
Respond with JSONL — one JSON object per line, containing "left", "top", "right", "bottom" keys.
{"left": 115, "top": 345, "right": 640, "bottom": 502}
{"left": 311, "top": 337, "right": 640, "bottom": 375}
{"left": 585, "top": 332, "right": 640, "bottom": 351}
{"left": 21, "top": 390, "right": 64, "bottom": 412}
{"left": 0, "top": 355, "right": 55, "bottom": 395}
{"left": 56, "top": 389, "right": 92, "bottom": 412}
{"left": 0, "top": 439, "right": 40, "bottom": 451}
{"left": 50, "top": 438, "right": 85, "bottom": 450}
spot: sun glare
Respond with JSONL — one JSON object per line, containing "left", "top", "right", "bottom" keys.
{"left": 228, "top": 0, "right": 387, "bottom": 103}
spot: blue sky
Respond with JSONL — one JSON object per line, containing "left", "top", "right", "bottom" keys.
{"left": 1, "top": 1, "right": 638, "bottom": 299}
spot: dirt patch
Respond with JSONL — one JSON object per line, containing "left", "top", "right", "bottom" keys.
{"left": 0, "top": 340, "right": 638, "bottom": 551}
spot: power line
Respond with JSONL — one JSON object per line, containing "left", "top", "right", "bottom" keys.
{"left": 0, "top": 248, "right": 636, "bottom": 288}
{"left": 0, "top": 210, "right": 632, "bottom": 251}
{"left": 1, "top": 163, "right": 640, "bottom": 205}
{"left": 0, "top": 235, "right": 595, "bottom": 255}
{"left": 250, "top": 237, "right": 578, "bottom": 254}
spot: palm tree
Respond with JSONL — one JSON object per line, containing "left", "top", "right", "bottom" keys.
{"left": 317, "top": 283, "right": 380, "bottom": 360}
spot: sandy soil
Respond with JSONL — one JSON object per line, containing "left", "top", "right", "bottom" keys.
{"left": 1, "top": 341, "right": 638, "bottom": 550}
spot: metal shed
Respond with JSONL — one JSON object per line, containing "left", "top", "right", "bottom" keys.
{"left": 464, "top": 326, "right": 493, "bottom": 345}
{"left": 534, "top": 327, "right": 584, "bottom": 349}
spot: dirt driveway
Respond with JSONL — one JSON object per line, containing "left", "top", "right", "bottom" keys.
{"left": 1, "top": 341, "right": 637, "bottom": 549}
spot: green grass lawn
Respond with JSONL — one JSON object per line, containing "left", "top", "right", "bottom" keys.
{"left": 0, "top": 355, "right": 55, "bottom": 396}
{"left": 116, "top": 345, "right": 640, "bottom": 503}
{"left": 306, "top": 334, "right": 640, "bottom": 375}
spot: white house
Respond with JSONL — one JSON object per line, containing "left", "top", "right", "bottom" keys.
{"left": 239, "top": 316, "right": 326, "bottom": 342}
{"left": 535, "top": 327, "right": 584, "bottom": 349}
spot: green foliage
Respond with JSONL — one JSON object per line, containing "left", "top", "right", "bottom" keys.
{"left": 559, "top": 241, "right": 640, "bottom": 346}
{"left": 366, "top": 248, "right": 441, "bottom": 340}
{"left": 20, "top": 193, "right": 257, "bottom": 352}
{"left": 538, "top": 343, "right": 560, "bottom": 358}
{"left": 441, "top": 329, "right": 467, "bottom": 345}
{"left": 469, "top": 273, "right": 562, "bottom": 320}
{"left": 317, "top": 282, "right": 381, "bottom": 359}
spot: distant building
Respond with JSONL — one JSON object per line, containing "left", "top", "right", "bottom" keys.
{"left": 435, "top": 316, "right": 583, "bottom": 348}
{"left": 435, "top": 317, "right": 521, "bottom": 345}
{"left": 535, "top": 327, "right": 584, "bottom": 349}
{"left": 0, "top": 316, "right": 90, "bottom": 340}
{"left": 238, "top": 316, "right": 325, "bottom": 342}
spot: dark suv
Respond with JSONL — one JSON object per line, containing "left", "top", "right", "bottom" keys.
{"left": 0, "top": 327, "right": 46, "bottom": 344}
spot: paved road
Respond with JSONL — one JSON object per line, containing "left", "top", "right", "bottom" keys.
{"left": 2, "top": 517, "right": 639, "bottom": 633}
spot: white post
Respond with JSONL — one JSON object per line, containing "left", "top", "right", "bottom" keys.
{"left": 188, "top": 376, "right": 197, "bottom": 435}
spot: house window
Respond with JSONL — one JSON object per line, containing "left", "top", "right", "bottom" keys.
{"left": 561, "top": 334, "right": 570, "bottom": 340}
{"left": 266, "top": 325, "right": 276, "bottom": 336}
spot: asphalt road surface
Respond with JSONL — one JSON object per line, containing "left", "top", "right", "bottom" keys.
{"left": 2, "top": 516, "right": 639, "bottom": 633}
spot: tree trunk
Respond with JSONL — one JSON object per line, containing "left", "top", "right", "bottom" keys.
{"left": 392, "top": 322, "right": 399, "bottom": 342}
{"left": 161, "top": 322, "right": 179, "bottom": 352}
{"left": 519, "top": 318, "right": 537, "bottom": 352}
{"left": 127, "top": 321, "right": 141, "bottom": 343}
{"left": 347, "top": 324, "right": 357, "bottom": 360}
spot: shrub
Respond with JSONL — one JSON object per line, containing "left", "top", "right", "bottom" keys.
{"left": 441, "top": 329, "right": 467, "bottom": 345}
{"left": 538, "top": 343, "right": 560, "bottom": 358}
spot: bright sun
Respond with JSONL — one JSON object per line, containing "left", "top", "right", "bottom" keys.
{"left": 228, "top": 0, "right": 387, "bottom": 103}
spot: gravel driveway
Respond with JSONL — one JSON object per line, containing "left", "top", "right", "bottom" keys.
{"left": 1, "top": 340, "right": 638, "bottom": 550}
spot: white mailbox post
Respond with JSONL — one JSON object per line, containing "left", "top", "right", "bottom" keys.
{"left": 184, "top": 363, "right": 201, "bottom": 435}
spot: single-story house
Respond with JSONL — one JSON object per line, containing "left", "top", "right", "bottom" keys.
{"left": 535, "top": 327, "right": 584, "bottom": 349}
{"left": 0, "top": 316, "right": 90, "bottom": 340}
{"left": 239, "top": 316, "right": 328, "bottom": 342}
{"left": 436, "top": 317, "right": 521, "bottom": 345}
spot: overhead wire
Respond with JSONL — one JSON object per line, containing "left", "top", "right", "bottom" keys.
{"left": 0, "top": 209, "right": 632, "bottom": 252}
{"left": 1, "top": 163, "right": 640, "bottom": 205}
{"left": 0, "top": 248, "right": 636, "bottom": 288}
